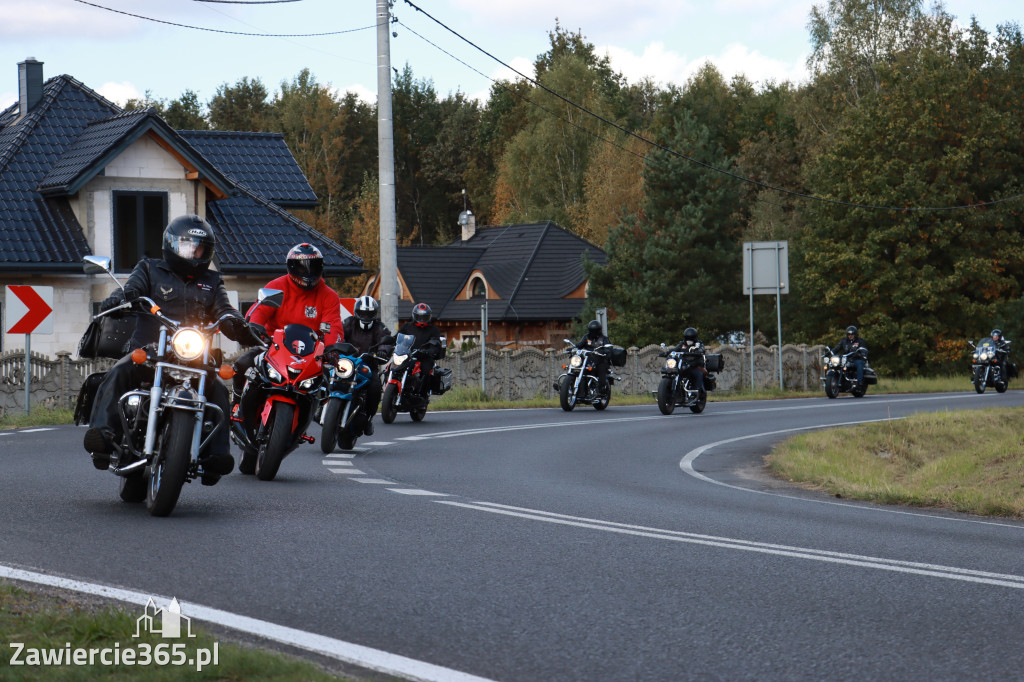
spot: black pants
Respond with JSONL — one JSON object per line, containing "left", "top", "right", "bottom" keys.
{"left": 90, "top": 354, "right": 232, "bottom": 456}
{"left": 233, "top": 347, "right": 262, "bottom": 397}
{"left": 683, "top": 366, "right": 705, "bottom": 391}
{"left": 365, "top": 369, "right": 382, "bottom": 417}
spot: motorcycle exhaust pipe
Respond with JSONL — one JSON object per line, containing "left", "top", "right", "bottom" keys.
{"left": 113, "top": 459, "right": 147, "bottom": 477}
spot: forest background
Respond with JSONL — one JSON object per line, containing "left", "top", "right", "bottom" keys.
{"left": 125, "top": 0, "right": 1024, "bottom": 376}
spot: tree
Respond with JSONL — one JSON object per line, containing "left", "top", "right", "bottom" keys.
{"left": 163, "top": 90, "right": 208, "bottom": 130}
{"left": 208, "top": 76, "right": 270, "bottom": 131}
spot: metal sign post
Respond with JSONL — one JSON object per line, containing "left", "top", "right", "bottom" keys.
{"left": 595, "top": 307, "right": 608, "bottom": 337}
{"left": 742, "top": 242, "right": 789, "bottom": 391}
{"left": 480, "top": 301, "right": 488, "bottom": 394}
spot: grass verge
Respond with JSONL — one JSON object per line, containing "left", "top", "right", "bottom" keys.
{"left": 766, "top": 407, "right": 1024, "bottom": 518}
{"left": 0, "top": 407, "right": 75, "bottom": 430}
{"left": 0, "top": 581, "right": 351, "bottom": 680}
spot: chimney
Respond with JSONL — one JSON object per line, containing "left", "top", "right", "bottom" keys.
{"left": 18, "top": 58, "right": 44, "bottom": 118}
{"left": 459, "top": 210, "right": 476, "bottom": 242}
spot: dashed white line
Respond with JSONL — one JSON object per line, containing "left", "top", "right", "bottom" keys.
{"left": 322, "top": 460, "right": 353, "bottom": 466}
{"left": 324, "top": 453, "right": 355, "bottom": 459}
{"left": 389, "top": 489, "right": 449, "bottom": 496}
{"left": 360, "top": 441, "right": 394, "bottom": 446}
{"left": 349, "top": 478, "right": 393, "bottom": 484}
{"left": 328, "top": 468, "right": 358, "bottom": 474}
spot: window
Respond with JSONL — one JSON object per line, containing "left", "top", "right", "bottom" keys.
{"left": 113, "top": 191, "right": 167, "bottom": 272}
{"left": 469, "top": 276, "right": 487, "bottom": 299}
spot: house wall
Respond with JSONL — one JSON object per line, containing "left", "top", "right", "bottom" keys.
{"left": 437, "top": 320, "right": 573, "bottom": 350}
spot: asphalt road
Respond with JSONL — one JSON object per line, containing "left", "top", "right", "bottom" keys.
{"left": 3, "top": 390, "right": 1024, "bottom": 680}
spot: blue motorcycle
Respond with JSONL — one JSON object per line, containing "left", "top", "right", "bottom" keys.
{"left": 319, "top": 342, "right": 385, "bottom": 452}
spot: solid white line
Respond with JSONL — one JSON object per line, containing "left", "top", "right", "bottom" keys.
{"left": 360, "top": 441, "right": 394, "bottom": 446}
{"left": 349, "top": 478, "right": 393, "bottom": 484}
{"left": 18, "top": 428, "right": 55, "bottom": 433}
{"left": 0, "top": 564, "right": 494, "bottom": 682}
{"left": 437, "top": 501, "right": 1024, "bottom": 589}
{"left": 678, "top": 419, "right": 1024, "bottom": 529}
{"left": 389, "top": 489, "right": 449, "bottom": 496}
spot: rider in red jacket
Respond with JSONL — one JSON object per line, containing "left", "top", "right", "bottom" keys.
{"left": 232, "top": 244, "right": 343, "bottom": 401}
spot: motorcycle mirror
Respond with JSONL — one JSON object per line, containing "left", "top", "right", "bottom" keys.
{"left": 83, "top": 255, "right": 112, "bottom": 274}
{"left": 256, "top": 288, "right": 284, "bottom": 309}
{"left": 660, "top": 342, "right": 666, "bottom": 348}
{"left": 563, "top": 338, "right": 573, "bottom": 344}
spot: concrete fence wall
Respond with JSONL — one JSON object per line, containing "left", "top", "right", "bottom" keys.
{"left": 0, "top": 344, "right": 828, "bottom": 414}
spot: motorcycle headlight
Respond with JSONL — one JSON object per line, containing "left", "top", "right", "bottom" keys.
{"left": 666, "top": 358, "right": 677, "bottom": 369}
{"left": 266, "top": 365, "right": 282, "bottom": 382}
{"left": 570, "top": 355, "right": 583, "bottom": 368}
{"left": 337, "top": 357, "right": 355, "bottom": 379}
{"left": 300, "top": 377, "right": 317, "bottom": 390}
{"left": 972, "top": 352, "right": 979, "bottom": 360}
{"left": 171, "top": 328, "right": 205, "bottom": 361}
{"left": 829, "top": 356, "right": 841, "bottom": 367}
{"left": 393, "top": 354, "right": 408, "bottom": 367}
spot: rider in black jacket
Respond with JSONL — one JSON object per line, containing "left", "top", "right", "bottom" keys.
{"left": 576, "top": 320, "right": 611, "bottom": 392}
{"left": 671, "top": 327, "right": 706, "bottom": 392}
{"left": 833, "top": 325, "right": 866, "bottom": 385}
{"left": 83, "top": 215, "right": 258, "bottom": 482}
{"left": 395, "top": 302, "right": 444, "bottom": 397}
{"left": 340, "top": 296, "right": 392, "bottom": 435}
{"left": 990, "top": 328, "right": 1011, "bottom": 379}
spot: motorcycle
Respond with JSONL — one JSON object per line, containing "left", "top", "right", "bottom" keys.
{"left": 231, "top": 306, "right": 328, "bottom": 480}
{"left": 969, "top": 338, "right": 1013, "bottom": 394}
{"left": 75, "top": 255, "right": 243, "bottom": 517}
{"left": 319, "top": 342, "right": 389, "bottom": 452}
{"left": 821, "top": 346, "right": 877, "bottom": 398}
{"left": 656, "top": 344, "right": 722, "bottom": 415}
{"left": 555, "top": 340, "right": 617, "bottom": 411}
{"left": 379, "top": 333, "right": 449, "bottom": 423}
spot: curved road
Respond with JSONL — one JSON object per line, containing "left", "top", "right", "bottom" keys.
{"left": 2, "top": 390, "right": 1024, "bottom": 680}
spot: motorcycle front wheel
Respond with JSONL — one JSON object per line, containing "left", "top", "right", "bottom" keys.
{"left": 319, "top": 397, "right": 342, "bottom": 454}
{"left": 689, "top": 389, "right": 707, "bottom": 414}
{"left": 256, "top": 402, "right": 294, "bottom": 481}
{"left": 657, "top": 376, "right": 675, "bottom": 415}
{"left": 146, "top": 409, "right": 192, "bottom": 517}
{"left": 973, "top": 368, "right": 986, "bottom": 394}
{"left": 559, "top": 375, "right": 577, "bottom": 411}
{"left": 381, "top": 384, "right": 399, "bottom": 424}
{"left": 824, "top": 373, "right": 840, "bottom": 399}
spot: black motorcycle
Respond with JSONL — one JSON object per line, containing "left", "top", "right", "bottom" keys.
{"left": 969, "top": 338, "right": 1013, "bottom": 394}
{"left": 555, "top": 340, "right": 620, "bottom": 411}
{"left": 75, "top": 256, "right": 247, "bottom": 517}
{"left": 656, "top": 344, "right": 722, "bottom": 415}
{"left": 380, "top": 333, "right": 450, "bottom": 423}
{"left": 821, "top": 346, "right": 877, "bottom": 398}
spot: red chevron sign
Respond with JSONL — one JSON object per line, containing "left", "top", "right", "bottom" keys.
{"left": 5, "top": 285, "right": 54, "bottom": 334}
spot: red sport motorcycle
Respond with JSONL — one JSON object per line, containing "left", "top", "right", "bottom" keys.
{"left": 230, "top": 291, "right": 328, "bottom": 480}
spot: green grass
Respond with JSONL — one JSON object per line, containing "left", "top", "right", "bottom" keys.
{"left": 0, "top": 581, "right": 351, "bottom": 681}
{"left": 0, "top": 407, "right": 75, "bottom": 430}
{"left": 766, "top": 407, "right": 1024, "bottom": 517}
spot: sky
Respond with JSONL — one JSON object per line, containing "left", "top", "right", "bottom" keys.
{"left": 0, "top": 0, "right": 1020, "bottom": 112}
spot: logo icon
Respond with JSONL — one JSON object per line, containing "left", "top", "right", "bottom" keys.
{"left": 134, "top": 598, "right": 195, "bottom": 639}
{"left": 291, "top": 339, "right": 306, "bottom": 354}
{"left": 186, "top": 228, "right": 208, "bottom": 237}
{"left": 304, "top": 306, "right": 318, "bottom": 319}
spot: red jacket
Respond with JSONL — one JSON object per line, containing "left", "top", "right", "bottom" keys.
{"left": 248, "top": 275, "right": 343, "bottom": 345}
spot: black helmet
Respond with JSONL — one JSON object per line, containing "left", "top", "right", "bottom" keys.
{"left": 587, "top": 320, "right": 603, "bottom": 338}
{"left": 991, "top": 328, "right": 1003, "bottom": 340}
{"left": 683, "top": 327, "right": 698, "bottom": 345}
{"left": 846, "top": 326, "right": 858, "bottom": 336}
{"left": 354, "top": 295, "right": 379, "bottom": 329}
{"left": 412, "top": 302, "right": 432, "bottom": 325}
{"left": 286, "top": 243, "right": 324, "bottom": 290}
{"left": 163, "top": 215, "right": 215, "bottom": 278}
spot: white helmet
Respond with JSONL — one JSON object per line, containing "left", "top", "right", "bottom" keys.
{"left": 354, "top": 296, "right": 379, "bottom": 330}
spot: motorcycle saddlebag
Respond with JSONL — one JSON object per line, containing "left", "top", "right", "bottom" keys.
{"left": 1010, "top": 363, "right": 1019, "bottom": 379}
{"left": 863, "top": 367, "right": 878, "bottom": 385}
{"left": 74, "top": 371, "right": 107, "bottom": 425}
{"left": 609, "top": 346, "right": 627, "bottom": 367}
{"left": 705, "top": 373, "right": 718, "bottom": 392}
{"left": 705, "top": 353, "right": 724, "bottom": 373}
{"left": 77, "top": 314, "right": 133, "bottom": 359}
{"left": 431, "top": 367, "right": 453, "bottom": 394}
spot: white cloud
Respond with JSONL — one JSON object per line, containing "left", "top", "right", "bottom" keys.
{"left": 0, "top": 91, "right": 16, "bottom": 110}
{"left": 96, "top": 81, "right": 142, "bottom": 106}
{"left": 448, "top": 0, "right": 692, "bottom": 38}
{"left": 335, "top": 83, "right": 376, "bottom": 105}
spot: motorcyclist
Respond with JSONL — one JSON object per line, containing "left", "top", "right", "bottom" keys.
{"left": 671, "top": 327, "right": 706, "bottom": 392}
{"left": 395, "top": 302, "right": 444, "bottom": 397}
{"left": 575, "top": 320, "right": 611, "bottom": 393}
{"left": 82, "top": 215, "right": 258, "bottom": 483}
{"left": 232, "top": 243, "right": 343, "bottom": 406}
{"left": 833, "top": 325, "right": 866, "bottom": 385}
{"left": 340, "top": 296, "right": 392, "bottom": 436}
{"left": 990, "top": 328, "right": 1010, "bottom": 379}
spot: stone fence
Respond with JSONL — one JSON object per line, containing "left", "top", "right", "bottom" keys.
{"left": 0, "top": 344, "right": 827, "bottom": 414}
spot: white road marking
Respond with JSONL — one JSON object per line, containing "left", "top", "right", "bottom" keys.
{"left": 438, "top": 500, "right": 1024, "bottom": 590}
{"left": 350, "top": 478, "right": 394, "bottom": 484}
{"left": 389, "top": 489, "right": 449, "bottom": 496}
{"left": 328, "top": 468, "right": 357, "bottom": 474}
{"left": 324, "top": 453, "right": 355, "bottom": 459}
{"left": 17, "top": 428, "right": 55, "bottom": 433}
{"left": 322, "top": 460, "right": 353, "bottom": 466}
{"left": 0, "top": 564, "right": 494, "bottom": 682}
{"left": 360, "top": 441, "right": 394, "bottom": 446}
{"left": 338, "top": 469, "right": 366, "bottom": 476}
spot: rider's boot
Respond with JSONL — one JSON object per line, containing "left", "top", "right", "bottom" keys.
{"left": 83, "top": 427, "right": 114, "bottom": 470}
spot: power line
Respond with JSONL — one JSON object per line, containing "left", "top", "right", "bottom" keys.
{"left": 194, "top": 1, "right": 301, "bottom": 4}
{"left": 72, "top": 0, "right": 372, "bottom": 37}
{"left": 401, "top": 0, "right": 1024, "bottom": 213}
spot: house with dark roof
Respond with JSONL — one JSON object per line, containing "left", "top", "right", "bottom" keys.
{"left": 0, "top": 58, "right": 362, "bottom": 355}
{"left": 362, "top": 219, "right": 606, "bottom": 348}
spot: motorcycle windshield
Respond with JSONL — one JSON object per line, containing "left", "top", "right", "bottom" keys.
{"left": 394, "top": 333, "right": 415, "bottom": 357}
{"left": 977, "top": 339, "right": 995, "bottom": 351}
{"left": 282, "top": 324, "right": 318, "bottom": 357}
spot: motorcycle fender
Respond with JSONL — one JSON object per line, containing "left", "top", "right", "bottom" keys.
{"left": 261, "top": 395, "right": 299, "bottom": 432}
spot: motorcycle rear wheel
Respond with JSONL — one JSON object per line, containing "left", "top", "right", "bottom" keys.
{"left": 319, "top": 398, "right": 342, "bottom": 454}
{"left": 689, "top": 389, "right": 707, "bottom": 414}
{"left": 657, "top": 377, "right": 675, "bottom": 415}
{"left": 257, "top": 402, "right": 294, "bottom": 481}
{"left": 381, "top": 385, "right": 399, "bottom": 424}
{"left": 410, "top": 401, "right": 428, "bottom": 422}
{"left": 146, "top": 409, "right": 192, "bottom": 517}
{"left": 995, "top": 381, "right": 1008, "bottom": 394}
{"left": 824, "top": 373, "right": 840, "bottom": 399}
{"left": 851, "top": 384, "right": 866, "bottom": 398}
{"left": 559, "top": 376, "right": 577, "bottom": 411}
{"left": 593, "top": 387, "right": 610, "bottom": 411}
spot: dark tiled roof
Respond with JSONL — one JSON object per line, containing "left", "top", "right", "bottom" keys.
{"left": 179, "top": 130, "right": 317, "bottom": 208}
{"left": 394, "top": 222, "right": 606, "bottom": 322}
{"left": 0, "top": 75, "right": 118, "bottom": 271}
{"left": 207, "top": 185, "right": 362, "bottom": 276}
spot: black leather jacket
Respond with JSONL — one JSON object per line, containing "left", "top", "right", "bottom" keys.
{"left": 103, "top": 258, "right": 250, "bottom": 350}
{"left": 833, "top": 335, "right": 866, "bottom": 356}
{"left": 396, "top": 321, "right": 444, "bottom": 359}
{"left": 671, "top": 340, "right": 706, "bottom": 366}
{"left": 576, "top": 333, "right": 610, "bottom": 351}
{"left": 342, "top": 317, "right": 393, "bottom": 354}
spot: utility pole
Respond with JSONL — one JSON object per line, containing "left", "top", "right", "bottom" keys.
{"left": 377, "top": 0, "right": 399, "bottom": 331}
